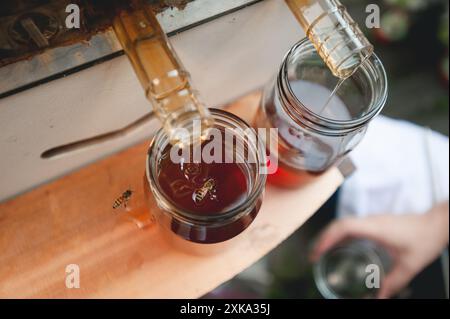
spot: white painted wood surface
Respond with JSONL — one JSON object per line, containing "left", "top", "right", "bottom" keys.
{"left": 0, "top": 0, "right": 304, "bottom": 202}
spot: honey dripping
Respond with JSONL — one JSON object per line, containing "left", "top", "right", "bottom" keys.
{"left": 285, "top": 0, "right": 373, "bottom": 115}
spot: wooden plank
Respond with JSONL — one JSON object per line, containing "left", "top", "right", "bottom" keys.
{"left": 0, "top": 93, "right": 344, "bottom": 298}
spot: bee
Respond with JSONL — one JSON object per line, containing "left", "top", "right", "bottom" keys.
{"left": 113, "top": 189, "right": 134, "bottom": 209}
{"left": 192, "top": 178, "right": 216, "bottom": 204}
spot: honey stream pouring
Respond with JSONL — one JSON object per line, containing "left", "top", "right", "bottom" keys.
{"left": 39, "top": 0, "right": 376, "bottom": 159}
{"left": 113, "top": 0, "right": 373, "bottom": 143}
{"left": 285, "top": 0, "right": 374, "bottom": 79}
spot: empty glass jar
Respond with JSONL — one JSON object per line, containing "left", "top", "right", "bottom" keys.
{"left": 313, "top": 239, "right": 392, "bottom": 299}
{"left": 254, "top": 38, "right": 388, "bottom": 187}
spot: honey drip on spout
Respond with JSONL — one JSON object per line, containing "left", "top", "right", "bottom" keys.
{"left": 285, "top": 0, "right": 372, "bottom": 114}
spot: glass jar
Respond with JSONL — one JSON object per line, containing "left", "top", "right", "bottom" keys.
{"left": 145, "top": 109, "right": 267, "bottom": 254}
{"left": 254, "top": 38, "right": 388, "bottom": 187}
{"left": 313, "top": 239, "right": 392, "bottom": 299}
{"left": 285, "top": 0, "right": 374, "bottom": 79}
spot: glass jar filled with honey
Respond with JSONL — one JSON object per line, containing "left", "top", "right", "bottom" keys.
{"left": 145, "top": 109, "right": 267, "bottom": 254}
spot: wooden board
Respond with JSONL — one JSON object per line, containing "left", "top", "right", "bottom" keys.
{"left": 0, "top": 93, "right": 345, "bottom": 298}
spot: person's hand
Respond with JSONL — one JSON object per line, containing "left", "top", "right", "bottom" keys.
{"left": 310, "top": 202, "right": 449, "bottom": 298}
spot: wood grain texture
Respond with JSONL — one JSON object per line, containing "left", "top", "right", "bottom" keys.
{"left": 0, "top": 93, "right": 344, "bottom": 298}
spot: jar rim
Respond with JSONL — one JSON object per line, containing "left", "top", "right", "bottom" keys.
{"left": 145, "top": 108, "right": 267, "bottom": 226}
{"left": 279, "top": 38, "right": 388, "bottom": 135}
{"left": 313, "top": 239, "right": 388, "bottom": 299}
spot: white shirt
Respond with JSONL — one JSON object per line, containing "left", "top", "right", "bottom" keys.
{"left": 338, "top": 116, "right": 449, "bottom": 218}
